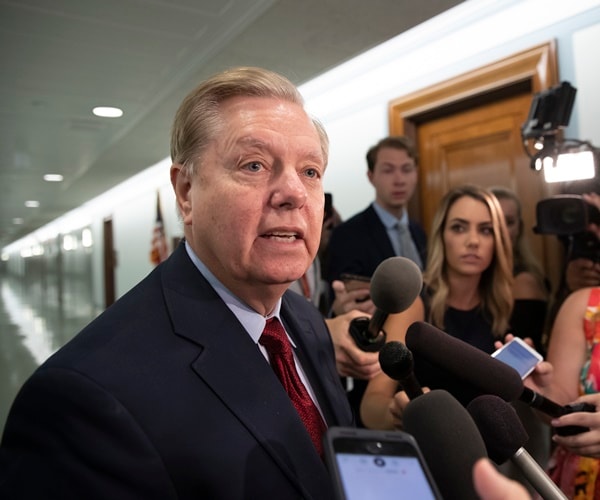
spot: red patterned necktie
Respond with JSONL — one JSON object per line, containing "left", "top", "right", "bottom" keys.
{"left": 260, "top": 317, "right": 326, "bottom": 456}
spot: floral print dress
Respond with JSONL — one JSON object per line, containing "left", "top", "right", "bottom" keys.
{"left": 548, "top": 287, "right": 600, "bottom": 499}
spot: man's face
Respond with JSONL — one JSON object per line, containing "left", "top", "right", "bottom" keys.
{"left": 173, "top": 96, "right": 325, "bottom": 310}
{"left": 367, "top": 147, "right": 418, "bottom": 214}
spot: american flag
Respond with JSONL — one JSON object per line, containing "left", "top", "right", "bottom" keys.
{"left": 150, "top": 193, "right": 169, "bottom": 265}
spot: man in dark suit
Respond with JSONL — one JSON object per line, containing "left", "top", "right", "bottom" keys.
{"left": 327, "top": 136, "right": 426, "bottom": 287}
{"left": 0, "top": 67, "right": 352, "bottom": 499}
{"left": 326, "top": 136, "right": 427, "bottom": 427}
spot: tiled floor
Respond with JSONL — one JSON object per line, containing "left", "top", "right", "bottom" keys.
{"left": 0, "top": 275, "right": 98, "bottom": 434}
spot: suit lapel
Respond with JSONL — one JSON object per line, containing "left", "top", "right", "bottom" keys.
{"left": 160, "top": 245, "right": 332, "bottom": 497}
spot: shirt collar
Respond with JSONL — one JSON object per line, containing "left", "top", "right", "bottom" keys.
{"left": 184, "top": 240, "right": 284, "bottom": 345}
{"left": 372, "top": 201, "right": 409, "bottom": 229}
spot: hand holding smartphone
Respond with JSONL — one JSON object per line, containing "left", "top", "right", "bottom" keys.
{"left": 323, "top": 427, "right": 442, "bottom": 500}
{"left": 340, "top": 273, "right": 371, "bottom": 306}
{"left": 491, "top": 337, "right": 543, "bottom": 379}
{"left": 340, "top": 273, "right": 371, "bottom": 293}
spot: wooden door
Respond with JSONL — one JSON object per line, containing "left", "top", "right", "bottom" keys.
{"left": 388, "top": 42, "right": 563, "bottom": 289}
{"left": 417, "top": 93, "right": 547, "bottom": 265}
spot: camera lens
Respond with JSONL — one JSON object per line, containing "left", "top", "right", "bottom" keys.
{"left": 366, "top": 442, "right": 383, "bottom": 454}
{"left": 560, "top": 204, "right": 582, "bottom": 225}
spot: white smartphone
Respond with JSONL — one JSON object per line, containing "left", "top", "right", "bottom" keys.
{"left": 491, "top": 337, "right": 543, "bottom": 379}
{"left": 323, "top": 427, "right": 442, "bottom": 500}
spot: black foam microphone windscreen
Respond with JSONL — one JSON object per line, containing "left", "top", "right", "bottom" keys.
{"left": 378, "top": 341, "right": 423, "bottom": 399}
{"left": 467, "top": 395, "right": 568, "bottom": 500}
{"left": 466, "top": 395, "right": 528, "bottom": 464}
{"left": 403, "top": 389, "right": 487, "bottom": 500}
{"left": 405, "top": 321, "right": 523, "bottom": 401}
{"left": 349, "top": 257, "right": 423, "bottom": 351}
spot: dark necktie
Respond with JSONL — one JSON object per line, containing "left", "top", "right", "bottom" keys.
{"left": 259, "top": 317, "right": 326, "bottom": 456}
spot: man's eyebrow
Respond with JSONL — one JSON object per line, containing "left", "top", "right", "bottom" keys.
{"left": 302, "top": 149, "right": 325, "bottom": 164}
{"left": 236, "top": 136, "right": 324, "bottom": 164}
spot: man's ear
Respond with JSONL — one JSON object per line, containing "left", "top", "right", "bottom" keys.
{"left": 367, "top": 169, "right": 374, "bottom": 185}
{"left": 171, "top": 164, "right": 192, "bottom": 225}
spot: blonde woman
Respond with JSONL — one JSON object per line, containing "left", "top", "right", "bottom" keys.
{"left": 361, "top": 184, "right": 513, "bottom": 429}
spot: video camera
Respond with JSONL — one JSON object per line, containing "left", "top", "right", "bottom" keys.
{"left": 534, "top": 195, "right": 600, "bottom": 261}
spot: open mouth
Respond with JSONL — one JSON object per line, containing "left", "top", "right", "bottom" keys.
{"left": 262, "top": 232, "right": 299, "bottom": 242}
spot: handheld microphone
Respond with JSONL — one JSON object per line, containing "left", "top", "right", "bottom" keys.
{"left": 403, "top": 389, "right": 487, "bottom": 500}
{"left": 378, "top": 341, "right": 424, "bottom": 399}
{"left": 405, "top": 321, "right": 565, "bottom": 416}
{"left": 349, "top": 257, "right": 422, "bottom": 352}
{"left": 467, "top": 395, "right": 567, "bottom": 500}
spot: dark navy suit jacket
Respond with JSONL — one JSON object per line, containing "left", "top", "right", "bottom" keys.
{"left": 326, "top": 204, "right": 427, "bottom": 282}
{"left": 0, "top": 243, "right": 352, "bottom": 499}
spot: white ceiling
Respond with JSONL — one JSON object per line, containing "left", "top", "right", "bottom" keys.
{"left": 0, "top": 0, "right": 463, "bottom": 247}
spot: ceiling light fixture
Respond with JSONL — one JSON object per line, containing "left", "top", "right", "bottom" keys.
{"left": 43, "top": 174, "right": 64, "bottom": 182}
{"left": 25, "top": 200, "right": 40, "bottom": 208}
{"left": 92, "top": 106, "right": 123, "bottom": 118}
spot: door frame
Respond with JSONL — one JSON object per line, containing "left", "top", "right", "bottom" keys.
{"left": 387, "top": 40, "right": 561, "bottom": 286}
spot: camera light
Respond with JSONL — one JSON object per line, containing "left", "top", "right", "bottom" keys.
{"left": 543, "top": 150, "right": 595, "bottom": 183}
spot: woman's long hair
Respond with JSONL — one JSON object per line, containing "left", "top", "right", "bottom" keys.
{"left": 490, "top": 185, "right": 548, "bottom": 297}
{"left": 423, "top": 185, "right": 514, "bottom": 337}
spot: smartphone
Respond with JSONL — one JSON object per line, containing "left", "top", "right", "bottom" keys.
{"left": 340, "top": 273, "right": 371, "bottom": 293}
{"left": 324, "top": 427, "right": 442, "bottom": 500}
{"left": 491, "top": 337, "right": 543, "bottom": 379}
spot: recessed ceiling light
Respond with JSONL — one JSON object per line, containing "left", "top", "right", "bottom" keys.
{"left": 43, "top": 174, "right": 64, "bottom": 182}
{"left": 92, "top": 106, "right": 123, "bottom": 118}
{"left": 25, "top": 200, "right": 40, "bottom": 208}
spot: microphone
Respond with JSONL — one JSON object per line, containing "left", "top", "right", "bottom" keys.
{"left": 467, "top": 394, "right": 567, "bottom": 500}
{"left": 405, "top": 321, "right": 565, "bottom": 416}
{"left": 349, "top": 256, "right": 422, "bottom": 352}
{"left": 378, "top": 341, "right": 424, "bottom": 399}
{"left": 403, "top": 389, "right": 487, "bottom": 500}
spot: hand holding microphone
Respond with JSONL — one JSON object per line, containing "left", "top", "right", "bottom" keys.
{"left": 325, "top": 310, "right": 382, "bottom": 379}
{"left": 467, "top": 394, "right": 567, "bottom": 500}
{"left": 378, "top": 341, "right": 424, "bottom": 400}
{"left": 349, "top": 257, "right": 422, "bottom": 352}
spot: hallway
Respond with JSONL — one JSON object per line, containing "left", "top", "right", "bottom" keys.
{"left": 0, "top": 275, "right": 98, "bottom": 434}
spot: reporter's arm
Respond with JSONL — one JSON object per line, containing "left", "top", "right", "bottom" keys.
{"left": 359, "top": 297, "right": 424, "bottom": 430}
{"left": 544, "top": 288, "right": 590, "bottom": 405}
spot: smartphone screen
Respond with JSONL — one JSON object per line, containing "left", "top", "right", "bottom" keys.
{"left": 335, "top": 452, "right": 437, "bottom": 500}
{"left": 325, "top": 430, "right": 441, "bottom": 500}
{"left": 491, "top": 338, "right": 542, "bottom": 379}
